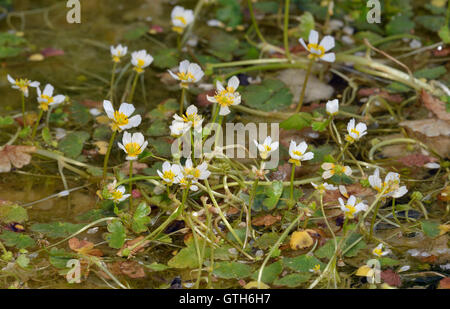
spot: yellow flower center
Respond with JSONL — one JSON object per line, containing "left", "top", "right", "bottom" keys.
{"left": 264, "top": 145, "right": 272, "bottom": 152}
{"left": 124, "top": 142, "right": 142, "bottom": 157}
{"left": 313, "top": 264, "right": 321, "bottom": 272}
{"left": 345, "top": 205, "right": 356, "bottom": 218}
{"left": 293, "top": 150, "right": 303, "bottom": 157}
{"left": 16, "top": 79, "right": 30, "bottom": 92}
{"left": 112, "top": 111, "right": 129, "bottom": 131}
{"left": 373, "top": 248, "right": 383, "bottom": 256}
{"left": 185, "top": 167, "right": 201, "bottom": 179}
{"left": 216, "top": 94, "right": 234, "bottom": 107}
{"left": 163, "top": 170, "right": 176, "bottom": 181}
{"left": 307, "top": 43, "right": 326, "bottom": 57}
{"left": 182, "top": 113, "right": 199, "bottom": 126}
{"left": 351, "top": 128, "right": 360, "bottom": 136}
{"left": 175, "top": 16, "right": 187, "bottom": 25}
{"left": 177, "top": 72, "right": 195, "bottom": 82}
{"left": 111, "top": 190, "right": 123, "bottom": 201}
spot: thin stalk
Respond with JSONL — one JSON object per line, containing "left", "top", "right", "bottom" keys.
{"left": 103, "top": 130, "right": 117, "bottom": 179}
{"left": 295, "top": 58, "right": 314, "bottom": 113}
{"left": 283, "top": 0, "right": 292, "bottom": 62}
{"left": 31, "top": 109, "right": 43, "bottom": 140}
{"left": 289, "top": 164, "right": 296, "bottom": 201}
{"left": 128, "top": 72, "right": 140, "bottom": 103}
{"left": 245, "top": 178, "right": 259, "bottom": 248}
{"left": 109, "top": 62, "right": 118, "bottom": 101}
{"left": 20, "top": 93, "right": 26, "bottom": 127}
{"left": 179, "top": 87, "right": 186, "bottom": 115}
{"left": 129, "top": 160, "right": 134, "bottom": 210}
{"left": 247, "top": 0, "right": 266, "bottom": 44}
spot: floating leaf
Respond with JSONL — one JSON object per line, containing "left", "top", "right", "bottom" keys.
{"left": 254, "top": 232, "right": 280, "bottom": 249}
{"left": 0, "top": 231, "right": 35, "bottom": 249}
{"left": 250, "top": 261, "right": 283, "bottom": 284}
{"left": 283, "top": 254, "right": 324, "bottom": 272}
{"left": 0, "top": 203, "right": 28, "bottom": 224}
{"left": 145, "top": 262, "right": 170, "bottom": 272}
{"left": 216, "top": 0, "right": 243, "bottom": 29}
{"left": 274, "top": 273, "right": 312, "bottom": 287}
{"left": 386, "top": 15, "right": 415, "bottom": 35}
{"left": 213, "top": 261, "right": 252, "bottom": 279}
{"left": 414, "top": 66, "right": 447, "bottom": 80}
{"left": 242, "top": 79, "right": 293, "bottom": 112}
{"left": 153, "top": 48, "right": 179, "bottom": 69}
{"left": 280, "top": 113, "right": 313, "bottom": 130}
{"left": 124, "top": 25, "right": 149, "bottom": 40}
{"left": 106, "top": 220, "right": 126, "bottom": 249}
{"left": 262, "top": 181, "right": 283, "bottom": 210}
{"left": 132, "top": 202, "right": 151, "bottom": 234}
{"left": 421, "top": 220, "right": 440, "bottom": 238}
{"left": 168, "top": 243, "right": 199, "bottom": 269}
{"left": 30, "top": 222, "right": 86, "bottom": 238}
{"left": 58, "top": 131, "right": 90, "bottom": 159}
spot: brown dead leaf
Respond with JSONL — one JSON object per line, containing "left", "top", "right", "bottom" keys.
{"left": 252, "top": 214, "right": 281, "bottom": 227}
{"left": 80, "top": 99, "right": 102, "bottom": 109}
{"left": 290, "top": 230, "right": 314, "bottom": 250}
{"left": 397, "top": 153, "right": 437, "bottom": 167}
{"left": 118, "top": 260, "right": 146, "bottom": 278}
{"left": 196, "top": 90, "right": 215, "bottom": 107}
{"left": 358, "top": 88, "right": 404, "bottom": 103}
{"left": 342, "top": 183, "right": 375, "bottom": 198}
{"left": 438, "top": 277, "right": 450, "bottom": 289}
{"left": 117, "top": 236, "right": 150, "bottom": 257}
{"left": 421, "top": 90, "right": 450, "bottom": 121}
{"left": 380, "top": 269, "right": 402, "bottom": 287}
{"left": 68, "top": 237, "right": 103, "bottom": 257}
{"left": 0, "top": 145, "right": 36, "bottom": 173}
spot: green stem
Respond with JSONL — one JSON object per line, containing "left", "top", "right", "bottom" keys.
{"left": 129, "top": 160, "right": 134, "bottom": 210}
{"left": 369, "top": 202, "right": 382, "bottom": 240}
{"left": 31, "top": 109, "right": 43, "bottom": 140}
{"left": 245, "top": 177, "right": 259, "bottom": 247}
{"left": 283, "top": 0, "right": 292, "bottom": 61}
{"left": 179, "top": 87, "right": 186, "bottom": 115}
{"left": 102, "top": 130, "right": 117, "bottom": 179}
{"left": 247, "top": 0, "right": 267, "bottom": 44}
{"left": 109, "top": 62, "right": 117, "bottom": 101}
{"left": 20, "top": 92, "right": 26, "bottom": 127}
{"left": 289, "top": 164, "right": 295, "bottom": 201}
{"left": 320, "top": 195, "right": 337, "bottom": 250}
{"left": 128, "top": 72, "right": 140, "bottom": 103}
{"left": 295, "top": 58, "right": 314, "bottom": 113}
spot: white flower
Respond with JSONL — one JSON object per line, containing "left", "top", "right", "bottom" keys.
{"left": 131, "top": 50, "right": 153, "bottom": 73}
{"left": 169, "top": 120, "right": 190, "bottom": 137}
{"left": 338, "top": 195, "right": 367, "bottom": 219}
{"left": 176, "top": 175, "right": 199, "bottom": 191}
{"left": 171, "top": 6, "right": 194, "bottom": 34}
{"left": 288, "top": 141, "right": 314, "bottom": 166}
{"left": 254, "top": 136, "right": 279, "bottom": 160}
{"left": 368, "top": 168, "right": 408, "bottom": 198}
{"left": 206, "top": 76, "right": 241, "bottom": 116}
{"left": 110, "top": 44, "right": 128, "bottom": 63}
{"left": 109, "top": 185, "right": 131, "bottom": 203}
{"left": 326, "top": 99, "right": 339, "bottom": 116}
{"left": 321, "top": 163, "right": 352, "bottom": 179}
{"left": 37, "top": 84, "right": 66, "bottom": 111}
{"left": 372, "top": 243, "right": 391, "bottom": 257}
{"left": 7, "top": 74, "right": 39, "bottom": 97}
{"left": 173, "top": 104, "right": 203, "bottom": 133}
{"left": 118, "top": 131, "right": 148, "bottom": 161}
{"left": 299, "top": 30, "right": 335, "bottom": 62}
{"left": 311, "top": 182, "right": 337, "bottom": 194}
{"left": 345, "top": 118, "right": 367, "bottom": 143}
{"left": 103, "top": 100, "right": 142, "bottom": 132}
{"left": 339, "top": 185, "right": 349, "bottom": 198}
{"left": 157, "top": 161, "right": 182, "bottom": 185}
{"left": 168, "top": 60, "right": 204, "bottom": 88}
{"left": 182, "top": 159, "right": 211, "bottom": 181}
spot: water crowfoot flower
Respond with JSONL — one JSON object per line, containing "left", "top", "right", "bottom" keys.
{"left": 37, "top": 84, "right": 66, "bottom": 111}
{"left": 206, "top": 76, "right": 241, "bottom": 116}
{"left": 131, "top": 50, "right": 154, "bottom": 74}
{"left": 108, "top": 184, "right": 131, "bottom": 203}
{"left": 372, "top": 243, "right": 391, "bottom": 257}
{"left": 311, "top": 182, "right": 338, "bottom": 195}
{"left": 169, "top": 60, "right": 204, "bottom": 88}
{"left": 345, "top": 118, "right": 367, "bottom": 143}
{"left": 321, "top": 163, "right": 352, "bottom": 179}
{"left": 171, "top": 6, "right": 194, "bottom": 34}
{"left": 254, "top": 136, "right": 279, "bottom": 160}
{"left": 326, "top": 99, "right": 339, "bottom": 116}
{"left": 288, "top": 141, "right": 314, "bottom": 166}
{"left": 110, "top": 44, "right": 128, "bottom": 63}
{"left": 338, "top": 195, "right": 368, "bottom": 219}
{"left": 182, "top": 159, "right": 211, "bottom": 181}
{"left": 368, "top": 168, "right": 408, "bottom": 198}
{"left": 103, "top": 100, "right": 142, "bottom": 132}
{"left": 173, "top": 104, "right": 204, "bottom": 133}
{"left": 299, "top": 30, "right": 335, "bottom": 62}
{"left": 118, "top": 132, "right": 148, "bottom": 161}
{"left": 7, "top": 74, "right": 40, "bottom": 97}
{"left": 157, "top": 161, "right": 182, "bottom": 186}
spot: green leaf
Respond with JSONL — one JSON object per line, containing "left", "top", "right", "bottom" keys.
{"left": 146, "top": 119, "right": 169, "bottom": 137}
{"left": 168, "top": 244, "right": 199, "bottom": 269}
{"left": 69, "top": 102, "right": 91, "bottom": 126}
{"left": 386, "top": 82, "right": 412, "bottom": 93}
{"left": 413, "top": 66, "right": 447, "bottom": 80}
{"left": 438, "top": 25, "right": 450, "bottom": 43}
{"left": 280, "top": 113, "right": 313, "bottom": 130}
{"left": 153, "top": 48, "right": 179, "bottom": 69}
{"left": 124, "top": 25, "right": 149, "bottom": 40}
{"left": 0, "top": 116, "right": 14, "bottom": 126}
{"left": 274, "top": 273, "right": 311, "bottom": 287}
{"left": 216, "top": 0, "right": 243, "bottom": 28}
{"left": 379, "top": 257, "right": 401, "bottom": 267}
{"left": 30, "top": 222, "right": 86, "bottom": 238}
{"left": 145, "top": 262, "right": 169, "bottom": 272}
{"left": 250, "top": 261, "right": 283, "bottom": 284}
{"left": 0, "top": 204, "right": 28, "bottom": 224}
{"left": 254, "top": 232, "right": 280, "bottom": 250}
{"left": 41, "top": 127, "right": 52, "bottom": 144}
{"left": 0, "top": 231, "right": 35, "bottom": 249}
{"left": 312, "top": 120, "right": 329, "bottom": 132}
{"left": 421, "top": 220, "right": 440, "bottom": 238}
{"left": 106, "top": 220, "right": 126, "bottom": 249}
{"left": 386, "top": 15, "right": 415, "bottom": 35}
{"left": 415, "top": 15, "right": 445, "bottom": 32}
{"left": 242, "top": 79, "right": 293, "bottom": 112}
{"left": 58, "top": 131, "right": 90, "bottom": 158}
{"left": 315, "top": 235, "right": 366, "bottom": 259}
{"left": 16, "top": 254, "right": 30, "bottom": 268}
{"left": 49, "top": 248, "right": 76, "bottom": 269}
{"left": 283, "top": 254, "right": 324, "bottom": 272}
{"left": 262, "top": 181, "right": 283, "bottom": 210}
{"left": 298, "top": 12, "right": 315, "bottom": 41}
{"left": 226, "top": 228, "right": 246, "bottom": 244}
{"left": 254, "top": 1, "right": 279, "bottom": 13}
{"left": 207, "top": 30, "right": 240, "bottom": 61}
{"left": 131, "top": 203, "right": 151, "bottom": 234}
{"left": 213, "top": 261, "right": 252, "bottom": 279}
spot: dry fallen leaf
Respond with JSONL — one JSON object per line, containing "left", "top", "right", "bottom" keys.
{"left": 358, "top": 88, "right": 404, "bottom": 103}
{"left": 0, "top": 145, "right": 36, "bottom": 173}
{"left": 290, "top": 230, "right": 314, "bottom": 250}
{"left": 252, "top": 214, "right": 281, "bottom": 227}
{"left": 397, "top": 153, "right": 437, "bottom": 167}
{"left": 68, "top": 237, "right": 103, "bottom": 257}
{"left": 118, "top": 261, "right": 146, "bottom": 279}
{"left": 438, "top": 277, "right": 450, "bottom": 289}
{"left": 421, "top": 90, "right": 450, "bottom": 121}
{"left": 381, "top": 269, "right": 402, "bottom": 287}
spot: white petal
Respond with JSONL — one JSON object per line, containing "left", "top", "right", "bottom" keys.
{"left": 7, "top": 74, "right": 15, "bottom": 84}
{"left": 103, "top": 100, "right": 115, "bottom": 119}
{"left": 321, "top": 52, "right": 335, "bottom": 62}
{"left": 179, "top": 60, "right": 190, "bottom": 73}
{"left": 308, "top": 30, "right": 319, "bottom": 44}
{"left": 319, "top": 35, "right": 335, "bottom": 51}
{"left": 119, "top": 103, "right": 135, "bottom": 117}
{"left": 227, "top": 76, "right": 240, "bottom": 91}
{"left": 219, "top": 106, "right": 230, "bottom": 116}
{"left": 299, "top": 38, "right": 308, "bottom": 51}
